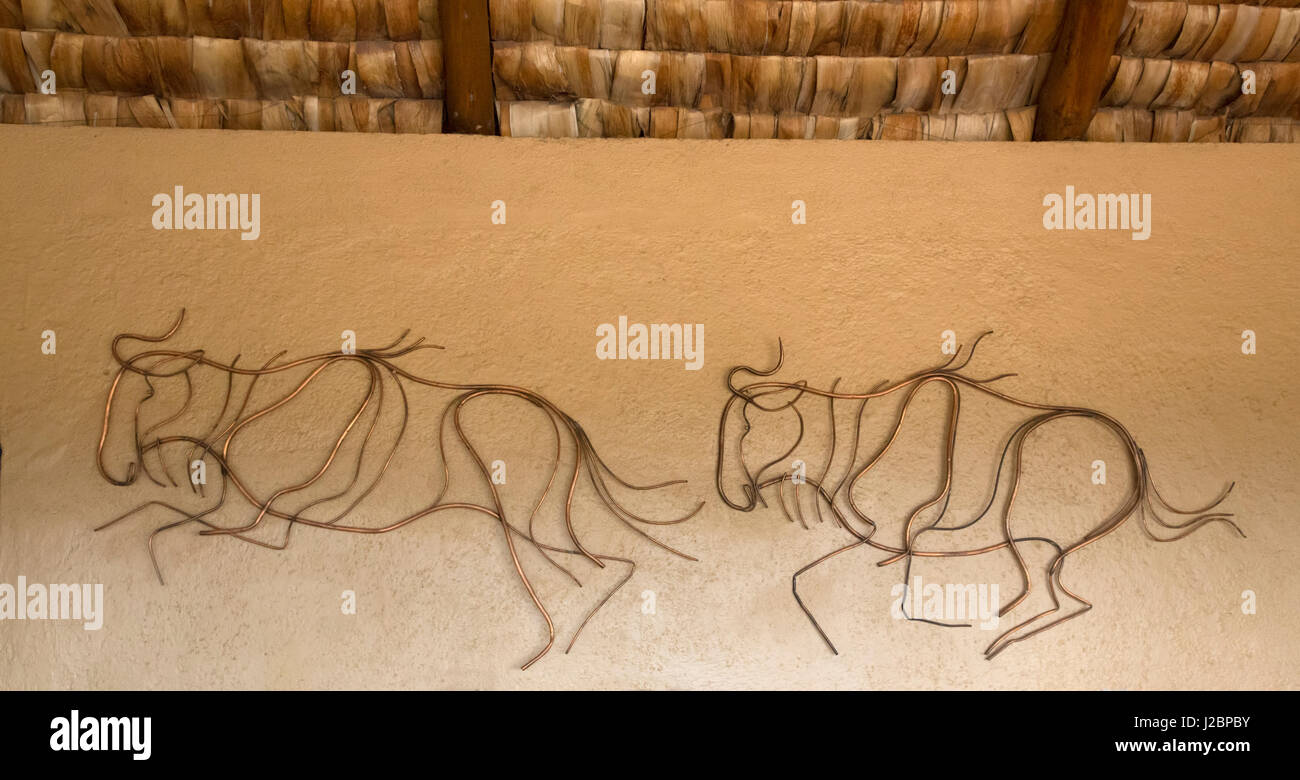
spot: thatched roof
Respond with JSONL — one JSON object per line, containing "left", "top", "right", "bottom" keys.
{"left": 1, "top": 0, "right": 1296, "bottom": 140}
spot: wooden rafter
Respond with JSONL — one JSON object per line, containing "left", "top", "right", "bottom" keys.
{"left": 439, "top": 0, "right": 498, "bottom": 134}
{"left": 1033, "top": 0, "right": 1130, "bottom": 141}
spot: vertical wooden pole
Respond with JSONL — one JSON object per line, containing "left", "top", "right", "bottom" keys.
{"left": 439, "top": 0, "right": 498, "bottom": 134}
{"left": 1032, "top": 0, "right": 1129, "bottom": 141}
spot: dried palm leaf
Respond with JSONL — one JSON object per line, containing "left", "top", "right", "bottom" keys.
{"left": 1150, "top": 59, "right": 1210, "bottom": 110}
{"left": 610, "top": 49, "right": 661, "bottom": 105}
{"left": 1015, "top": 0, "right": 1065, "bottom": 54}
{"left": 0, "top": 29, "right": 37, "bottom": 93}
{"left": 193, "top": 36, "right": 257, "bottom": 99}
{"left": 892, "top": 55, "right": 942, "bottom": 111}
{"left": 1167, "top": 3, "right": 1217, "bottom": 59}
{"left": 310, "top": 0, "right": 357, "bottom": 42}
{"left": 243, "top": 38, "right": 317, "bottom": 99}
{"left": 967, "top": 0, "right": 1034, "bottom": 55}
{"left": 951, "top": 53, "right": 1038, "bottom": 113}
{"left": 1116, "top": 1, "right": 1187, "bottom": 58}
{"left": 600, "top": 0, "right": 645, "bottom": 50}
{"left": 1006, "top": 103, "right": 1035, "bottom": 139}
{"left": 23, "top": 91, "right": 83, "bottom": 125}
{"left": 646, "top": 0, "right": 707, "bottom": 51}
{"left": 50, "top": 32, "right": 87, "bottom": 90}
{"left": 169, "top": 97, "right": 223, "bottom": 128}
{"left": 1193, "top": 59, "right": 1242, "bottom": 114}
{"left": 384, "top": 0, "right": 422, "bottom": 40}
{"left": 1152, "top": 108, "right": 1195, "bottom": 141}
{"left": 393, "top": 96, "right": 442, "bottom": 131}
{"left": 356, "top": 39, "right": 404, "bottom": 98}
{"left": 156, "top": 34, "right": 199, "bottom": 97}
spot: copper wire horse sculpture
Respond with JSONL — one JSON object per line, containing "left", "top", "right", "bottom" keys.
{"left": 716, "top": 332, "right": 1243, "bottom": 659}
{"left": 97, "top": 311, "right": 700, "bottom": 669}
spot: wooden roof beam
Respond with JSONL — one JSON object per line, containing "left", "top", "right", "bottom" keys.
{"left": 1032, "top": 0, "right": 1130, "bottom": 141}
{"left": 439, "top": 0, "right": 498, "bottom": 135}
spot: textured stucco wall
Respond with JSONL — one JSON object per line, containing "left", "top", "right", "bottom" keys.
{"left": 0, "top": 126, "right": 1296, "bottom": 690}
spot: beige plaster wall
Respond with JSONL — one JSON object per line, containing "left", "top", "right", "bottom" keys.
{"left": 0, "top": 126, "right": 1295, "bottom": 689}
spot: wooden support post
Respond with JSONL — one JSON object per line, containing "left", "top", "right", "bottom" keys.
{"left": 1032, "top": 0, "right": 1129, "bottom": 141}
{"left": 439, "top": 0, "right": 498, "bottom": 135}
